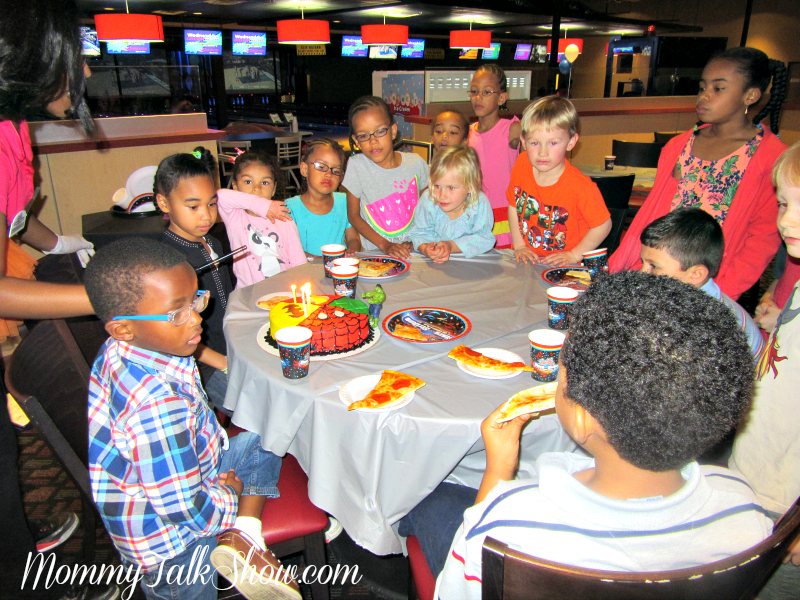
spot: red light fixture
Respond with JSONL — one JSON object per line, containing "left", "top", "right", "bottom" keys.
{"left": 361, "top": 23, "right": 408, "bottom": 46}
{"left": 95, "top": 1, "right": 164, "bottom": 42}
{"left": 277, "top": 8, "right": 330, "bottom": 44}
{"left": 546, "top": 38, "right": 583, "bottom": 55}
{"left": 449, "top": 22, "right": 491, "bottom": 49}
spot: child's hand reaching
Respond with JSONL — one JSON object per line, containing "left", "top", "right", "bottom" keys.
{"left": 514, "top": 246, "right": 539, "bottom": 265}
{"left": 420, "top": 241, "right": 451, "bottom": 263}
{"left": 219, "top": 469, "right": 243, "bottom": 498}
{"left": 754, "top": 297, "right": 781, "bottom": 333}
{"left": 541, "top": 250, "right": 580, "bottom": 267}
{"left": 475, "top": 402, "right": 532, "bottom": 503}
{"left": 382, "top": 241, "right": 413, "bottom": 259}
{"left": 266, "top": 200, "right": 292, "bottom": 223}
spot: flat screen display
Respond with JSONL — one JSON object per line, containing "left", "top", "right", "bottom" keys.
{"left": 80, "top": 27, "right": 100, "bottom": 56}
{"left": 232, "top": 31, "right": 267, "bottom": 56}
{"left": 369, "top": 45, "right": 398, "bottom": 60}
{"left": 530, "top": 44, "right": 547, "bottom": 63}
{"left": 184, "top": 29, "right": 222, "bottom": 55}
{"left": 106, "top": 41, "right": 150, "bottom": 54}
{"left": 342, "top": 35, "right": 368, "bottom": 57}
{"left": 458, "top": 48, "right": 479, "bottom": 59}
{"left": 481, "top": 43, "right": 500, "bottom": 60}
{"left": 401, "top": 39, "right": 425, "bottom": 58}
{"left": 514, "top": 44, "right": 532, "bottom": 60}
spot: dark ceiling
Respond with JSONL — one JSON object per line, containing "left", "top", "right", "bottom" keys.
{"left": 76, "top": 0, "right": 703, "bottom": 39}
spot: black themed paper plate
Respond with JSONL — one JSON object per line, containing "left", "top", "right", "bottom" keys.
{"left": 382, "top": 307, "right": 471, "bottom": 344}
{"left": 110, "top": 204, "right": 161, "bottom": 219}
{"left": 541, "top": 267, "right": 591, "bottom": 291}
{"left": 358, "top": 256, "right": 410, "bottom": 279}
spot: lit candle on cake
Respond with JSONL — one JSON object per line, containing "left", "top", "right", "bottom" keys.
{"left": 292, "top": 284, "right": 297, "bottom": 303}
{"left": 301, "top": 283, "right": 312, "bottom": 317}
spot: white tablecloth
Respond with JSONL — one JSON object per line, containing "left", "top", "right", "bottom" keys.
{"left": 223, "top": 251, "right": 579, "bottom": 554}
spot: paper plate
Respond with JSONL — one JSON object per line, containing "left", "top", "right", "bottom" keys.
{"left": 339, "top": 374, "right": 415, "bottom": 413}
{"left": 541, "top": 267, "right": 591, "bottom": 291}
{"left": 456, "top": 348, "right": 525, "bottom": 380}
{"left": 255, "top": 292, "right": 294, "bottom": 311}
{"left": 358, "top": 256, "right": 410, "bottom": 280}
{"left": 382, "top": 307, "right": 471, "bottom": 344}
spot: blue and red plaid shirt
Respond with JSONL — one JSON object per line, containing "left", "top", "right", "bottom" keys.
{"left": 88, "top": 339, "right": 237, "bottom": 570}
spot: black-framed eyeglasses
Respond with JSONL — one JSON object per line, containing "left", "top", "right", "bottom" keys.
{"left": 112, "top": 290, "right": 210, "bottom": 326}
{"left": 354, "top": 127, "right": 390, "bottom": 143}
{"left": 468, "top": 90, "right": 498, "bottom": 98}
{"left": 311, "top": 162, "right": 343, "bottom": 177}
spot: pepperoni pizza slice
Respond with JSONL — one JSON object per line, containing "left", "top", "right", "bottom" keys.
{"left": 496, "top": 382, "right": 558, "bottom": 422}
{"left": 347, "top": 370, "right": 426, "bottom": 411}
{"left": 448, "top": 345, "right": 535, "bottom": 373}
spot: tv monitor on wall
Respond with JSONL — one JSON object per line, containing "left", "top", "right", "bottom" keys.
{"left": 458, "top": 48, "right": 479, "bottom": 59}
{"left": 482, "top": 43, "right": 500, "bottom": 60}
{"left": 369, "top": 45, "right": 398, "bottom": 60}
{"left": 184, "top": 29, "right": 222, "bottom": 55}
{"left": 80, "top": 27, "right": 100, "bottom": 56}
{"left": 514, "top": 44, "right": 532, "bottom": 60}
{"left": 107, "top": 41, "right": 150, "bottom": 54}
{"left": 342, "top": 35, "right": 368, "bottom": 57}
{"left": 232, "top": 31, "right": 267, "bottom": 56}
{"left": 401, "top": 39, "right": 425, "bottom": 58}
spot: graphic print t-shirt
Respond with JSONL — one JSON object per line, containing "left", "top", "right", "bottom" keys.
{"left": 342, "top": 152, "right": 429, "bottom": 251}
{"left": 506, "top": 156, "right": 609, "bottom": 256}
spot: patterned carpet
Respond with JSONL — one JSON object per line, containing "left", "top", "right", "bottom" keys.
{"left": 15, "top": 424, "right": 407, "bottom": 600}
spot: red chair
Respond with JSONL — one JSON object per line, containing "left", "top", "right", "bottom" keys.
{"left": 261, "top": 453, "right": 330, "bottom": 600}
{"left": 407, "top": 535, "right": 436, "bottom": 600}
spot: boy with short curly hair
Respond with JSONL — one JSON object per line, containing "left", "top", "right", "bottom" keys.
{"left": 435, "top": 272, "right": 771, "bottom": 600}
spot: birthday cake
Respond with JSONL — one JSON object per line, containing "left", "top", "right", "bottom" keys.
{"left": 268, "top": 295, "right": 372, "bottom": 356}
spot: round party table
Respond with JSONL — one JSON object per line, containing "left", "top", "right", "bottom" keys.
{"left": 223, "top": 251, "right": 581, "bottom": 555}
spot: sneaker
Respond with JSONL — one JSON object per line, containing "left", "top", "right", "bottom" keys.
{"left": 34, "top": 512, "right": 80, "bottom": 552}
{"left": 210, "top": 530, "right": 301, "bottom": 600}
{"left": 324, "top": 517, "right": 343, "bottom": 543}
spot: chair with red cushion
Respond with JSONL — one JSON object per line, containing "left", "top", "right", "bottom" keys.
{"left": 261, "top": 453, "right": 330, "bottom": 600}
{"left": 407, "top": 535, "right": 436, "bottom": 600}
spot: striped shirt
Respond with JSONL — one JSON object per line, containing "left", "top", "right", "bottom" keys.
{"left": 88, "top": 339, "right": 237, "bottom": 570}
{"left": 701, "top": 278, "right": 765, "bottom": 358}
{"left": 435, "top": 452, "right": 772, "bottom": 600}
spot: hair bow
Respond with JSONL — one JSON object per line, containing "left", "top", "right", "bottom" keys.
{"left": 192, "top": 150, "right": 202, "bottom": 159}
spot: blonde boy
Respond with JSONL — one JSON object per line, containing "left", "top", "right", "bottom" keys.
{"left": 507, "top": 96, "right": 611, "bottom": 266}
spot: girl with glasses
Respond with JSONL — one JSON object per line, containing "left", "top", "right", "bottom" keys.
{"left": 342, "top": 95, "right": 430, "bottom": 259}
{"left": 467, "top": 64, "right": 523, "bottom": 250}
{"left": 285, "top": 138, "right": 361, "bottom": 259}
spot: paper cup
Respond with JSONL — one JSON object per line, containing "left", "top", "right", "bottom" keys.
{"left": 275, "top": 326, "right": 312, "bottom": 379}
{"left": 546, "top": 287, "right": 579, "bottom": 330}
{"left": 332, "top": 257, "right": 360, "bottom": 269}
{"left": 321, "top": 244, "right": 346, "bottom": 279}
{"left": 330, "top": 265, "right": 358, "bottom": 299}
{"left": 604, "top": 155, "right": 615, "bottom": 170}
{"left": 582, "top": 248, "right": 609, "bottom": 280}
{"left": 529, "top": 329, "right": 566, "bottom": 382}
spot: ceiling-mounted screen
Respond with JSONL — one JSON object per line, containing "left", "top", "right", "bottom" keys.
{"left": 107, "top": 41, "right": 150, "bottom": 54}
{"left": 369, "top": 45, "right": 398, "bottom": 60}
{"left": 514, "top": 44, "right": 532, "bottom": 60}
{"left": 80, "top": 26, "right": 100, "bottom": 56}
{"left": 481, "top": 43, "right": 500, "bottom": 60}
{"left": 401, "top": 39, "right": 425, "bottom": 58}
{"left": 342, "top": 35, "right": 368, "bottom": 57}
{"left": 232, "top": 31, "right": 267, "bottom": 56}
{"left": 184, "top": 29, "right": 222, "bottom": 55}
{"left": 458, "top": 48, "right": 479, "bottom": 59}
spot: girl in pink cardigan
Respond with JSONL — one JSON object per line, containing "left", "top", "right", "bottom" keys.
{"left": 610, "top": 48, "right": 788, "bottom": 299}
{"left": 218, "top": 151, "right": 306, "bottom": 288}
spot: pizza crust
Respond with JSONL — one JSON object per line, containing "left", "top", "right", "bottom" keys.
{"left": 447, "top": 345, "right": 535, "bottom": 373}
{"left": 347, "top": 370, "right": 426, "bottom": 410}
{"left": 496, "top": 382, "right": 558, "bottom": 423}
{"left": 392, "top": 323, "right": 428, "bottom": 341}
{"left": 359, "top": 260, "right": 395, "bottom": 277}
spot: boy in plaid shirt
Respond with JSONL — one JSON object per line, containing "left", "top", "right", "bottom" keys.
{"left": 85, "top": 238, "right": 299, "bottom": 600}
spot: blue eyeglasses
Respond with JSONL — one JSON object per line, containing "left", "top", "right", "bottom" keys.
{"left": 112, "top": 290, "right": 210, "bottom": 326}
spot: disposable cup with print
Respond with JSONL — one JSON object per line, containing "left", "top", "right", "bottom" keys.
{"left": 275, "top": 326, "right": 312, "bottom": 379}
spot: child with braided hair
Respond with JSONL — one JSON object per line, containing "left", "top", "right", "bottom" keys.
{"left": 610, "top": 47, "right": 788, "bottom": 300}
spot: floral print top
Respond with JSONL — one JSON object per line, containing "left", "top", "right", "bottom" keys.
{"left": 671, "top": 124, "right": 763, "bottom": 223}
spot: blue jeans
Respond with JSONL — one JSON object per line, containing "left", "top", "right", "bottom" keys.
{"left": 219, "top": 430, "right": 281, "bottom": 498}
{"left": 139, "top": 537, "right": 218, "bottom": 600}
{"left": 398, "top": 482, "right": 478, "bottom": 578}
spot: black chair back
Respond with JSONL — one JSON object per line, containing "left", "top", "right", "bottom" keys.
{"left": 612, "top": 140, "right": 666, "bottom": 168}
{"left": 481, "top": 495, "right": 800, "bottom": 600}
{"left": 654, "top": 131, "right": 681, "bottom": 144}
{"left": 591, "top": 174, "right": 635, "bottom": 210}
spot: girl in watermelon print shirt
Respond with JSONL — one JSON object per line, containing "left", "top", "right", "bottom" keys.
{"left": 342, "top": 95, "right": 429, "bottom": 258}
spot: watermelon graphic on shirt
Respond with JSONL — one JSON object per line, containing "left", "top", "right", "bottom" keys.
{"left": 364, "top": 177, "right": 419, "bottom": 237}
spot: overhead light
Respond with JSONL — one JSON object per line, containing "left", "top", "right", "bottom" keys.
{"left": 194, "top": 12, "right": 202, "bottom": 15}
{"left": 361, "top": 16, "right": 408, "bottom": 46}
{"left": 95, "top": 1, "right": 164, "bottom": 42}
{"left": 277, "top": 7, "right": 329, "bottom": 44}
{"left": 333, "top": 20, "right": 340, "bottom": 23}
{"left": 450, "top": 22, "right": 491, "bottom": 49}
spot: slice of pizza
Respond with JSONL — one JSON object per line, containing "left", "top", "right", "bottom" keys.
{"left": 348, "top": 370, "right": 426, "bottom": 411}
{"left": 448, "top": 345, "right": 535, "bottom": 373}
{"left": 392, "top": 323, "right": 428, "bottom": 341}
{"left": 565, "top": 270, "right": 591, "bottom": 281}
{"left": 359, "top": 260, "right": 395, "bottom": 277}
{"left": 496, "top": 382, "right": 558, "bottom": 423}
{"left": 257, "top": 295, "right": 291, "bottom": 310}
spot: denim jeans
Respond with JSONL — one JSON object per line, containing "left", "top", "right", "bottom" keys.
{"left": 398, "top": 482, "right": 478, "bottom": 578}
{"left": 220, "top": 430, "right": 281, "bottom": 498}
{"left": 138, "top": 537, "right": 218, "bottom": 600}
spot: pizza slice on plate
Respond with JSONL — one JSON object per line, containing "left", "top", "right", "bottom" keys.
{"left": 392, "top": 323, "right": 428, "bottom": 341}
{"left": 565, "top": 270, "right": 591, "bottom": 281}
{"left": 496, "top": 382, "right": 558, "bottom": 422}
{"left": 359, "top": 260, "right": 395, "bottom": 277}
{"left": 257, "top": 295, "right": 291, "bottom": 310}
{"left": 348, "top": 370, "right": 426, "bottom": 411}
{"left": 448, "top": 345, "right": 535, "bottom": 372}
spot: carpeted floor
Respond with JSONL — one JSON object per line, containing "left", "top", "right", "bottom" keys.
{"left": 16, "top": 425, "right": 408, "bottom": 600}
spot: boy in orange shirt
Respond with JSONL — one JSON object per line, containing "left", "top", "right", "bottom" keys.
{"left": 507, "top": 96, "right": 611, "bottom": 266}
